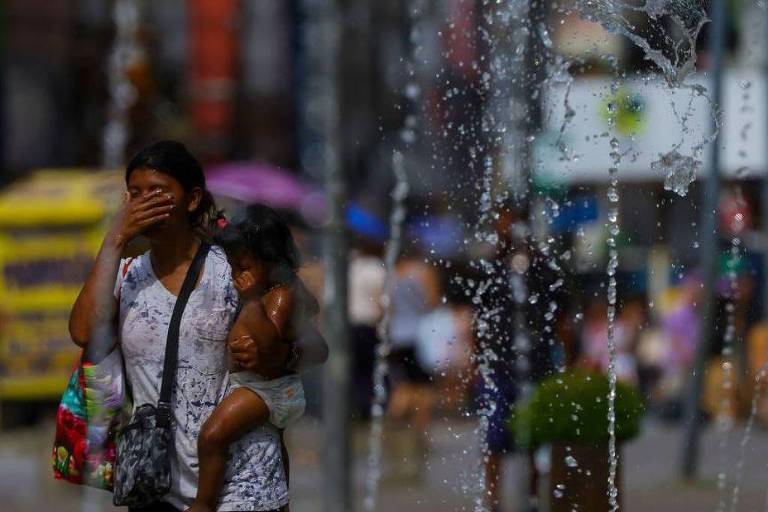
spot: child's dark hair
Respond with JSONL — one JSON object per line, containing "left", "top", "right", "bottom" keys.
{"left": 126, "top": 140, "right": 218, "bottom": 228}
{"left": 215, "top": 203, "right": 301, "bottom": 276}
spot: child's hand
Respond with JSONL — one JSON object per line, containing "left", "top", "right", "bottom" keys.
{"left": 229, "top": 335, "right": 290, "bottom": 377}
{"left": 229, "top": 335, "right": 261, "bottom": 371}
{"left": 233, "top": 270, "right": 260, "bottom": 295}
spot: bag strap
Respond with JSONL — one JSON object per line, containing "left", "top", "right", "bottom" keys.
{"left": 156, "top": 242, "right": 210, "bottom": 428}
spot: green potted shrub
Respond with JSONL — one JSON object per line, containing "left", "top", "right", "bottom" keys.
{"left": 511, "top": 371, "right": 644, "bottom": 512}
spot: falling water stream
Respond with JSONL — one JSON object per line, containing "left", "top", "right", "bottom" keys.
{"left": 364, "top": 150, "right": 410, "bottom": 512}
{"left": 471, "top": 270, "right": 501, "bottom": 512}
{"left": 605, "top": 89, "right": 623, "bottom": 512}
{"left": 728, "top": 52, "right": 763, "bottom": 512}
{"left": 468, "top": 153, "right": 508, "bottom": 512}
{"left": 577, "top": 0, "right": 716, "bottom": 197}
{"left": 715, "top": 237, "right": 742, "bottom": 512}
{"left": 576, "top": 3, "right": 718, "bottom": 510}
{"left": 363, "top": 1, "right": 421, "bottom": 509}
{"left": 730, "top": 364, "right": 768, "bottom": 512}
{"left": 577, "top": 0, "right": 708, "bottom": 88}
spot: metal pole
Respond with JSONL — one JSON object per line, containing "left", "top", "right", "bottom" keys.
{"left": 0, "top": 0, "right": 5, "bottom": 186}
{"left": 680, "top": 0, "right": 726, "bottom": 479}
{"left": 522, "top": 0, "right": 546, "bottom": 196}
{"left": 299, "top": 0, "right": 351, "bottom": 510}
{"left": 0, "top": 0, "right": 4, "bottom": 429}
{"left": 762, "top": 4, "right": 768, "bottom": 322}
{"left": 289, "top": 0, "right": 307, "bottom": 175}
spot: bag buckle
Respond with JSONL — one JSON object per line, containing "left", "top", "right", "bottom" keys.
{"left": 156, "top": 402, "right": 172, "bottom": 428}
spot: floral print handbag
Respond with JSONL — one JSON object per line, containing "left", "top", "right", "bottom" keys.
{"left": 52, "top": 348, "right": 131, "bottom": 490}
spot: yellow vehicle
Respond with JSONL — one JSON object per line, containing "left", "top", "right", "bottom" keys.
{"left": 0, "top": 169, "right": 123, "bottom": 400}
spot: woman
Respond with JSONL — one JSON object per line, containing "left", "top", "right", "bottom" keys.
{"left": 69, "top": 141, "right": 326, "bottom": 511}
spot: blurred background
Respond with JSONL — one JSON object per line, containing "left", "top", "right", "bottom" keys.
{"left": 3, "top": 0, "right": 768, "bottom": 511}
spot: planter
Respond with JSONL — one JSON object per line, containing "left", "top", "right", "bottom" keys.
{"left": 549, "top": 443, "right": 622, "bottom": 512}
{"left": 511, "top": 371, "right": 642, "bottom": 511}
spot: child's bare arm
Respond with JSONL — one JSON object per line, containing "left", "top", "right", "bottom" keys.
{"left": 263, "top": 286, "right": 299, "bottom": 341}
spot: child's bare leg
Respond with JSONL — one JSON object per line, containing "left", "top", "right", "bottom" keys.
{"left": 191, "top": 388, "right": 270, "bottom": 511}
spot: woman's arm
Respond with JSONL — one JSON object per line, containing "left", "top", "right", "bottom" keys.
{"left": 69, "top": 191, "right": 175, "bottom": 349}
{"left": 69, "top": 235, "right": 124, "bottom": 349}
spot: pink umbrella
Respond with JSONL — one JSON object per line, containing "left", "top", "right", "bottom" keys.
{"left": 205, "top": 162, "right": 325, "bottom": 223}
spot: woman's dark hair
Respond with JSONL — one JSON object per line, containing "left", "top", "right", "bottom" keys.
{"left": 126, "top": 140, "right": 217, "bottom": 228}
{"left": 215, "top": 203, "right": 301, "bottom": 276}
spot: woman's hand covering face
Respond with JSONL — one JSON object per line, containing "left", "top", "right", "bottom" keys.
{"left": 111, "top": 190, "right": 176, "bottom": 246}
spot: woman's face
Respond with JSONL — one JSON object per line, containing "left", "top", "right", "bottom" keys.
{"left": 126, "top": 168, "right": 202, "bottom": 238}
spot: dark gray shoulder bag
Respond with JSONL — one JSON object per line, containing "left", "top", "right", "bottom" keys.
{"left": 113, "top": 243, "right": 210, "bottom": 507}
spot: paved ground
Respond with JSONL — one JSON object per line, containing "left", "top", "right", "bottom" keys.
{"left": 4, "top": 413, "right": 768, "bottom": 511}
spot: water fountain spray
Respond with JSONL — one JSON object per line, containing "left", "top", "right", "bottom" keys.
{"left": 730, "top": 364, "right": 768, "bottom": 511}
{"left": 363, "top": 2, "right": 422, "bottom": 509}
{"left": 605, "top": 83, "right": 623, "bottom": 512}
{"left": 363, "top": 150, "right": 410, "bottom": 512}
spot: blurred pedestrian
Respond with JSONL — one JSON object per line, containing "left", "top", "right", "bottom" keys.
{"left": 414, "top": 300, "right": 473, "bottom": 412}
{"left": 348, "top": 237, "right": 386, "bottom": 418}
{"left": 387, "top": 241, "right": 441, "bottom": 479}
{"left": 578, "top": 297, "right": 640, "bottom": 385}
{"left": 652, "top": 278, "right": 700, "bottom": 412}
{"left": 472, "top": 207, "right": 524, "bottom": 512}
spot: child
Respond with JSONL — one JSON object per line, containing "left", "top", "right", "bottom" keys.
{"left": 188, "top": 204, "right": 317, "bottom": 512}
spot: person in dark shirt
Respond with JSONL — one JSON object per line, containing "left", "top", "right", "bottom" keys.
{"left": 474, "top": 204, "right": 571, "bottom": 512}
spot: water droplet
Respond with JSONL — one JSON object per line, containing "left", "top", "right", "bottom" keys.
{"left": 405, "top": 83, "right": 421, "bottom": 100}
{"left": 652, "top": 150, "right": 702, "bottom": 197}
